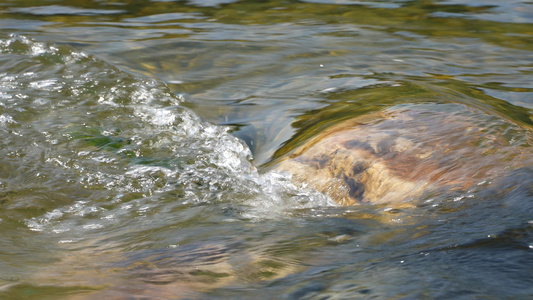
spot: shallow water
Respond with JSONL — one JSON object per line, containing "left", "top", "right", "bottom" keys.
{"left": 1, "top": 1, "right": 533, "bottom": 299}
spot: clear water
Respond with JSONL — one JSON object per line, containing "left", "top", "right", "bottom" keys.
{"left": 0, "top": 1, "right": 533, "bottom": 299}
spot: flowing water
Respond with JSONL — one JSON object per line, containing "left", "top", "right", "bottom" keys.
{"left": 1, "top": 0, "right": 533, "bottom": 299}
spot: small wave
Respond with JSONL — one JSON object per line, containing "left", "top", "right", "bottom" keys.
{"left": 0, "top": 35, "right": 334, "bottom": 236}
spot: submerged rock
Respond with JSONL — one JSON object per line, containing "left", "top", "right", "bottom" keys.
{"left": 274, "top": 103, "right": 533, "bottom": 206}
{"left": 22, "top": 240, "right": 302, "bottom": 299}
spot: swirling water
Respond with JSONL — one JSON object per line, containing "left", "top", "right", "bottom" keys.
{"left": 0, "top": 1, "right": 533, "bottom": 299}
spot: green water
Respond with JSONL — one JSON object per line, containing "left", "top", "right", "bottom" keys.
{"left": 1, "top": 0, "right": 533, "bottom": 299}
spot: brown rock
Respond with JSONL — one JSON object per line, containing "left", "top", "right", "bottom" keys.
{"left": 274, "top": 104, "right": 531, "bottom": 206}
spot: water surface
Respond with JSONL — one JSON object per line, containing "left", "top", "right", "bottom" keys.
{"left": 1, "top": 0, "right": 533, "bottom": 299}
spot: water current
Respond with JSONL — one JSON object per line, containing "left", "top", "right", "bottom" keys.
{"left": 1, "top": 0, "right": 533, "bottom": 299}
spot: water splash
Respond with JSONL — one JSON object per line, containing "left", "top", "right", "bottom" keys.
{"left": 0, "top": 35, "right": 333, "bottom": 238}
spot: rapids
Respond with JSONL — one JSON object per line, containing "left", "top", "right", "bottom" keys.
{"left": 1, "top": 0, "right": 533, "bottom": 297}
